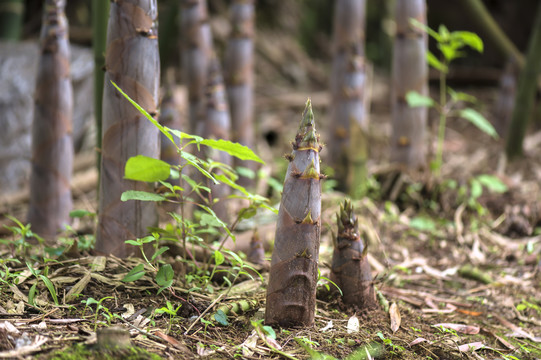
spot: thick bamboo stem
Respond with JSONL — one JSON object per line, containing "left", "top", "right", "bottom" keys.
{"left": 224, "top": 0, "right": 256, "bottom": 188}
{"left": 181, "top": 0, "right": 213, "bottom": 135}
{"left": 203, "top": 56, "right": 232, "bottom": 223}
{"left": 329, "top": 0, "right": 368, "bottom": 196}
{"left": 390, "top": 0, "right": 428, "bottom": 170}
{"left": 96, "top": 0, "right": 160, "bottom": 257}
{"left": 27, "top": 0, "right": 73, "bottom": 241}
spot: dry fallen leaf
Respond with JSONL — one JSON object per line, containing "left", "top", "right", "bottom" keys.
{"left": 409, "top": 337, "right": 429, "bottom": 346}
{"left": 347, "top": 315, "right": 360, "bottom": 334}
{"left": 433, "top": 323, "right": 480, "bottom": 334}
{"left": 389, "top": 302, "right": 401, "bottom": 333}
{"left": 458, "top": 341, "right": 485, "bottom": 352}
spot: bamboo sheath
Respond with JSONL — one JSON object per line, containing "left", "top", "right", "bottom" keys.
{"left": 96, "top": 0, "right": 160, "bottom": 257}
{"left": 390, "top": 0, "right": 428, "bottom": 168}
{"left": 265, "top": 100, "right": 323, "bottom": 327}
{"left": 28, "top": 0, "right": 73, "bottom": 241}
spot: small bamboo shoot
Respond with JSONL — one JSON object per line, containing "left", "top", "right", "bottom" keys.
{"left": 330, "top": 200, "right": 375, "bottom": 309}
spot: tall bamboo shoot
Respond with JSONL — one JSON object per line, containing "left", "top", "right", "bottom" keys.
{"left": 265, "top": 99, "right": 323, "bottom": 327}
{"left": 96, "top": 0, "right": 160, "bottom": 257}
{"left": 27, "top": 0, "right": 73, "bottom": 241}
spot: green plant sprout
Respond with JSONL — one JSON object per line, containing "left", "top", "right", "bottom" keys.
{"left": 406, "top": 21, "right": 498, "bottom": 177}
{"left": 26, "top": 261, "right": 58, "bottom": 306}
{"left": 81, "top": 296, "right": 114, "bottom": 331}
{"left": 110, "top": 81, "right": 271, "bottom": 302}
{"left": 1, "top": 215, "right": 44, "bottom": 256}
{"left": 317, "top": 267, "right": 343, "bottom": 296}
{"left": 155, "top": 300, "right": 182, "bottom": 334}
{"left": 377, "top": 331, "right": 405, "bottom": 356}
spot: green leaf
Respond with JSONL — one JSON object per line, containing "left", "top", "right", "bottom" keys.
{"left": 156, "top": 264, "right": 174, "bottom": 288}
{"left": 28, "top": 283, "right": 37, "bottom": 306}
{"left": 200, "top": 139, "right": 264, "bottom": 164}
{"left": 200, "top": 213, "right": 223, "bottom": 228}
{"left": 426, "top": 51, "right": 447, "bottom": 73}
{"left": 409, "top": 217, "right": 436, "bottom": 232}
{"left": 405, "top": 91, "right": 435, "bottom": 107}
{"left": 476, "top": 175, "right": 508, "bottom": 193}
{"left": 110, "top": 81, "right": 174, "bottom": 145}
{"left": 263, "top": 325, "right": 276, "bottom": 339}
{"left": 409, "top": 18, "right": 439, "bottom": 40}
{"left": 448, "top": 88, "right": 477, "bottom": 103}
{"left": 214, "top": 250, "right": 225, "bottom": 266}
{"left": 39, "top": 275, "right": 59, "bottom": 305}
{"left": 238, "top": 206, "right": 257, "bottom": 220}
{"left": 181, "top": 152, "right": 218, "bottom": 184}
{"left": 125, "top": 155, "right": 171, "bottom": 182}
{"left": 168, "top": 129, "right": 203, "bottom": 143}
{"left": 236, "top": 166, "right": 256, "bottom": 179}
{"left": 470, "top": 179, "right": 483, "bottom": 199}
{"left": 223, "top": 249, "right": 243, "bottom": 266}
{"left": 214, "top": 309, "right": 229, "bottom": 326}
{"left": 453, "top": 31, "right": 483, "bottom": 52}
{"left": 125, "top": 239, "right": 142, "bottom": 246}
{"left": 122, "top": 264, "right": 146, "bottom": 282}
{"left": 121, "top": 190, "right": 167, "bottom": 202}
{"left": 198, "top": 205, "right": 236, "bottom": 243}
{"left": 438, "top": 24, "right": 450, "bottom": 42}
{"left": 459, "top": 108, "right": 498, "bottom": 139}
{"left": 69, "top": 209, "right": 94, "bottom": 218}
{"left": 151, "top": 246, "right": 170, "bottom": 262}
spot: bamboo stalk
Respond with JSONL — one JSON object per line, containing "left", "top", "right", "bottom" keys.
{"left": 203, "top": 56, "right": 232, "bottom": 223}
{"left": 27, "top": 0, "right": 73, "bottom": 242}
{"left": 96, "top": 0, "right": 160, "bottom": 257}
{"left": 505, "top": 2, "right": 541, "bottom": 159}
{"left": 328, "top": 0, "right": 368, "bottom": 196}
{"left": 92, "top": 0, "right": 109, "bottom": 175}
{"left": 181, "top": 0, "right": 213, "bottom": 135}
{"left": 224, "top": 0, "right": 256, "bottom": 188}
{"left": 390, "top": 0, "right": 428, "bottom": 169}
{"left": 265, "top": 99, "right": 323, "bottom": 327}
{"left": 0, "top": 0, "right": 24, "bottom": 41}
